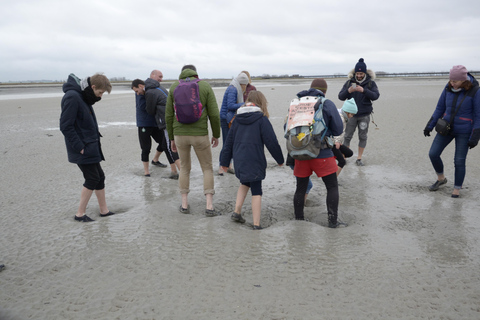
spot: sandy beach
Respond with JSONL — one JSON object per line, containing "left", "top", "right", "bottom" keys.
{"left": 1, "top": 77, "right": 480, "bottom": 319}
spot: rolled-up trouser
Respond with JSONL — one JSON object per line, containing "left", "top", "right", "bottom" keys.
{"left": 343, "top": 114, "right": 370, "bottom": 149}
{"left": 77, "top": 162, "right": 105, "bottom": 190}
{"left": 175, "top": 135, "right": 215, "bottom": 195}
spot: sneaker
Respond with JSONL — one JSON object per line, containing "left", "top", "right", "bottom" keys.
{"left": 74, "top": 214, "right": 95, "bottom": 222}
{"left": 205, "top": 209, "right": 220, "bottom": 217}
{"left": 355, "top": 159, "right": 364, "bottom": 166}
{"left": 328, "top": 220, "right": 347, "bottom": 228}
{"left": 252, "top": 225, "right": 263, "bottom": 230}
{"left": 429, "top": 178, "right": 447, "bottom": 191}
{"left": 151, "top": 160, "right": 167, "bottom": 168}
{"left": 231, "top": 212, "right": 246, "bottom": 224}
{"left": 179, "top": 205, "right": 190, "bottom": 214}
{"left": 169, "top": 172, "right": 179, "bottom": 180}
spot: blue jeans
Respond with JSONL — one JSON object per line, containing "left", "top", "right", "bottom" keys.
{"left": 429, "top": 132, "right": 470, "bottom": 189}
{"left": 219, "top": 118, "right": 230, "bottom": 165}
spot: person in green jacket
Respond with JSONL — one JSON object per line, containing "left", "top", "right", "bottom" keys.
{"left": 166, "top": 65, "right": 221, "bottom": 216}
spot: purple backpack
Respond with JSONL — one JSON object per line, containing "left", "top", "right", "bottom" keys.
{"left": 173, "top": 77, "right": 204, "bottom": 124}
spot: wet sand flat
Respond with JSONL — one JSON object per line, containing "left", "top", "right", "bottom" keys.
{"left": 1, "top": 78, "right": 480, "bottom": 319}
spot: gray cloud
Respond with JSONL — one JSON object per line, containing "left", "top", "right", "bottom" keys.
{"left": 1, "top": 0, "right": 480, "bottom": 82}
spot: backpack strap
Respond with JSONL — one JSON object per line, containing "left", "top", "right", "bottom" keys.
{"left": 155, "top": 87, "right": 168, "bottom": 96}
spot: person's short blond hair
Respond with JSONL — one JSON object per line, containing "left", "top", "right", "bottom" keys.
{"left": 246, "top": 91, "right": 269, "bottom": 118}
{"left": 90, "top": 73, "right": 112, "bottom": 93}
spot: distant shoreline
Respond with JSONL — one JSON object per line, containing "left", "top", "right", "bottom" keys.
{"left": 0, "top": 74, "right": 459, "bottom": 90}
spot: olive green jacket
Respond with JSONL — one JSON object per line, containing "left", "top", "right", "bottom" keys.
{"left": 165, "top": 68, "right": 221, "bottom": 139}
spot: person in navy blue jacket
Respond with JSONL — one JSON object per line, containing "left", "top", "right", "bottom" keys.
{"left": 338, "top": 58, "right": 380, "bottom": 166}
{"left": 424, "top": 65, "right": 480, "bottom": 198}
{"left": 60, "top": 73, "right": 114, "bottom": 222}
{"left": 218, "top": 72, "right": 250, "bottom": 175}
{"left": 220, "top": 91, "right": 284, "bottom": 230}
{"left": 292, "top": 88, "right": 345, "bottom": 228}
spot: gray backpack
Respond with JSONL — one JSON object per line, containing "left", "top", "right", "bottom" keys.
{"left": 284, "top": 96, "right": 332, "bottom": 160}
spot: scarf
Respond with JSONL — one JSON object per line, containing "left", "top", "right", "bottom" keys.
{"left": 81, "top": 77, "right": 101, "bottom": 105}
{"left": 229, "top": 77, "right": 244, "bottom": 104}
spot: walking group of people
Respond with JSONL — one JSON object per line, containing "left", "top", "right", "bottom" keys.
{"left": 59, "top": 58, "right": 480, "bottom": 229}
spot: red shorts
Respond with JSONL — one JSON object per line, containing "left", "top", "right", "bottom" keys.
{"left": 294, "top": 157, "right": 337, "bottom": 178}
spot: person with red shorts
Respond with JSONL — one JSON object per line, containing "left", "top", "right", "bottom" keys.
{"left": 292, "top": 86, "right": 345, "bottom": 228}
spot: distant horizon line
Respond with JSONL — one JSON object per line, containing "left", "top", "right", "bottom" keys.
{"left": 2, "top": 71, "right": 479, "bottom": 85}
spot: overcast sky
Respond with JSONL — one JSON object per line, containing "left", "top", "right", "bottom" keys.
{"left": 2, "top": 0, "right": 480, "bottom": 82}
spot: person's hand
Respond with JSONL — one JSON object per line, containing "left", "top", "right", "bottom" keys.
{"left": 335, "top": 142, "right": 341, "bottom": 149}
{"left": 211, "top": 137, "right": 219, "bottom": 148}
{"left": 356, "top": 86, "right": 364, "bottom": 93}
{"left": 468, "top": 140, "right": 478, "bottom": 149}
{"left": 171, "top": 140, "right": 177, "bottom": 153}
{"left": 80, "top": 149, "right": 84, "bottom": 154}
{"left": 423, "top": 128, "right": 431, "bottom": 137}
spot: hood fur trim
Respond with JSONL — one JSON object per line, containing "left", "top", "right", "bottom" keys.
{"left": 347, "top": 69, "right": 376, "bottom": 80}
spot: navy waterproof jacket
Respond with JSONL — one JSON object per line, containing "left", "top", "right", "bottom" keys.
{"left": 426, "top": 74, "right": 480, "bottom": 137}
{"left": 60, "top": 74, "right": 104, "bottom": 164}
{"left": 338, "top": 73, "right": 380, "bottom": 117}
{"left": 135, "top": 93, "right": 157, "bottom": 128}
{"left": 220, "top": 106, "right": 284, "bottom": 182}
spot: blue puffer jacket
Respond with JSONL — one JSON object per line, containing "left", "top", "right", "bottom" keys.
{"left": 426, "top": 74, "right": 480, "bottom": 138}
{"left": 220, "top": 85, "right": 243, "bottom": 122}
{"left": 220, "top": 105, "right": 284, "bottom": 182}
{"left": 135, "top": 93, "right": 157, "bottom": 128}
{"left": 296, "top": 89, "right": 344, "bottom": 159}
{"left": 60, "top": 74, "right": 104, "bottom": 164}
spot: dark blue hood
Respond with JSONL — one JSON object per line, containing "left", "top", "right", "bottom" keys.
{"left": 62, "top": 73, "right": 82, "bottom": 94}
{"left": 235, "top": 106, "right": 264, "bottom": 125}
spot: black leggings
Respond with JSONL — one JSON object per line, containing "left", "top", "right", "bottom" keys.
{"left": 294, "top": 172, "right": 338, "bottom": 223}
{"left": 332, "top": 145, "right": 353, "bottom": 168}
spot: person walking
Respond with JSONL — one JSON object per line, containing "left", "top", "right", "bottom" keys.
{"left": 424, "top": 65, "right": 480, "bottom": 198}
{"left": 60, "top": 73, "right": 115, "bottom": 222}
{"left": 292, "top": 86, "right": 344, "bottom": 228}
{"left": 218, "top": 72, "right": 250, "bottom": 175}
{"left": 338, "top": 58, "right": 380, "bottom": 166}
{"left": 220, "top": 91, "right": 284, "bottom": 230}
{"left": 165, "top": 65, "right": 221, "bottom": 216}
{"left": 131, "top": 79, "right": 167, "bottom": 177}
{"left": 144, "top": 70, "right": 181, "bottom": 179}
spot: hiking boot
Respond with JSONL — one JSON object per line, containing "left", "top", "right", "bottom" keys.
{"left": 328, "top": 220, "right": 348, "bottom": 228}
{"left": 253, "top": 225, "right": 263, "bottom": 230}
{"left": 355, "top": 159, "right": 364, "bottom": 166}
{"left": 205, "top": 209, "right": 220, "bottom": 217}
{"left": 231, "top": 212, "right": 246, "bottom": 224}
{"left": 429, "top": 178, "right": 447, "bottom": 191}
{"left": 151, "top": 160, "right": 167, "bottom": 168}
